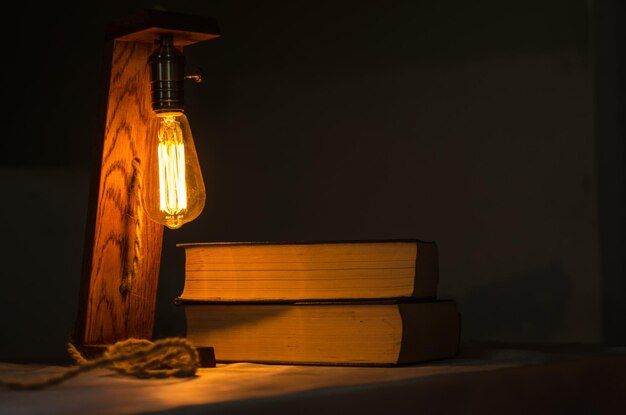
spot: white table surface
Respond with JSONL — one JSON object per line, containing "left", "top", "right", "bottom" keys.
{"left": 1, "top": 345, "right": 625, "bottom": 415}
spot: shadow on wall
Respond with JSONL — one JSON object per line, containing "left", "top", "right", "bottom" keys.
{"left": 462, "top": 262, "right": 571, "bottom": 343}
{"left": 0, "top": 168, "right": 89, "bottom": 363}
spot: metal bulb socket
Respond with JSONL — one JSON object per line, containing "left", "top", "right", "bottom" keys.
{"left": 148, "top": 35, "right": 186, "bottom": 113}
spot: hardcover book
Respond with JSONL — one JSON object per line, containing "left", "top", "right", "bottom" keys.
{"left": 181, "top": 300, "right": 460, "bottom": 366}
{"left": 177, "top": 240, "right": 438, "bottom": 302}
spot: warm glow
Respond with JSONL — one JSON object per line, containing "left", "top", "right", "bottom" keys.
{"left": 158, "top": 116, "right": 188, "bottom": 215}
{"left": 144, "top": 112, "right": 206, "bottom": 229}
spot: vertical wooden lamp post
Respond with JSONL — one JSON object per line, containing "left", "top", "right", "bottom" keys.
{"left": 74, "top": 10, "right": 220, "bottom": 349}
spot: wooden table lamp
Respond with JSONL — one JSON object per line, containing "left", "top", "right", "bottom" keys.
{"left": 73, "top": 9, "right": 220, "bottom": 364}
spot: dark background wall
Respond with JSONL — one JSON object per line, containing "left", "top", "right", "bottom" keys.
{"left": 0, "top": 0, "right": 623, "bottom": 362}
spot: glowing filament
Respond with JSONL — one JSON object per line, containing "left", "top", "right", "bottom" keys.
{"left": 145, "top": 111, "right": 205, "bottom": 230}
{"left": 157, "top": 116, "right": 188, "bottom": 216}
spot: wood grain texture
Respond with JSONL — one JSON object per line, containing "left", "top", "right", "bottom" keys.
{"left": 76, "top": 40, "right": 164, "bottom": 345}
{"left": 75, "top": 10, "right": 220, "bottom": 346}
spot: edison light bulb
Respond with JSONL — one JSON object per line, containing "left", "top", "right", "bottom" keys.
{"left": 144, "top": 34, "right": 206, "bottom": 229}
{"left": 144, "top": 111, "right": 206, "bottom": 229}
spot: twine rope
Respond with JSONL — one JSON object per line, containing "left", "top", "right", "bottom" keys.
{"left": 120, "top": 158, "right": 144, "bottom": 295}
{"left": 0, "top": 337, "right": 200, "bottom": 390}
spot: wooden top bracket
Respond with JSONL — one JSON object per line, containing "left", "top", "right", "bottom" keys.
{"left": 106, "top": 9, "right": 221, "bottom": 47}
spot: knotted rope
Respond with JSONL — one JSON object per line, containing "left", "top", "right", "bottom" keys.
{"left": 0, "top": 337, "right": 200, "bottom": 390}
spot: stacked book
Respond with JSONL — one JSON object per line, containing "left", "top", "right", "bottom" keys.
{"left": 176, "top": 240, "right": 460, "bottom": 366}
